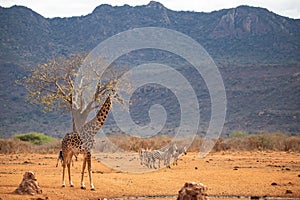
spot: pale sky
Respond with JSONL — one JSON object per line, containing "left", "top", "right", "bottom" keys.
{"left": 0, "top": 0, "right": 299, "bottom": 19}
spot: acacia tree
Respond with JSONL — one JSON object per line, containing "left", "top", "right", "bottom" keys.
{"left": 21, "top": 53, "right": 122, "bottom": 132}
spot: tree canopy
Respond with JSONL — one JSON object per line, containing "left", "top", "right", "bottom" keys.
{"left": 20, "top": 53, "right": 124, "bottom": 132}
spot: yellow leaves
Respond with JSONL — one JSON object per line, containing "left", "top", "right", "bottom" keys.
{"left": 19, "top": 53, "right": 86, "bottom": 112}
{"left": 20, "top": 52, "right": 127, "bottom": 114}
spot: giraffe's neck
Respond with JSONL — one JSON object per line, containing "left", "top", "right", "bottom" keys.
{"left": 96, "top": 96, "right": 111, "bottom": 127}
{"left": 78, "top": 96, "right": 112, "bottom": 137}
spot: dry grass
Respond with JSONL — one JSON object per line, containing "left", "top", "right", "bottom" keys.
{"left": 107, "top": 134, "right": 172, "bottom": 151}
{"left": 0, "top": 138, "right": 61, "bottom": 154}
{"left": 220, "top": 133, "right": 300, "bottom": 152}
{"left": 97, "top": 133, "right": 300, "bottom": 153}
{"left": 1, "top": 132, "right": 299, "bottom": 154}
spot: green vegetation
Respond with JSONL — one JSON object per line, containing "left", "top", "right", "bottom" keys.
{"left": 13, "top": 132, "right": 53, "bottom": 145}
{"left": 230, "top": 131, "right": 247, "bottom": 138}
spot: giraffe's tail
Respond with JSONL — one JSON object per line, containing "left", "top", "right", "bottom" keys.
{"left": 56, "top": 150, "right": 64, "bottom": 167}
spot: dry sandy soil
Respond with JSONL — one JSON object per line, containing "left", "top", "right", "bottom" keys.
{"left": 0, "top": 151, "right": 299, "bottom": 200}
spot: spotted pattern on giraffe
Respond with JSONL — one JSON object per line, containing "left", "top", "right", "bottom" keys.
{"left": 61, "top": 96, "right": 112, "bottom": 190}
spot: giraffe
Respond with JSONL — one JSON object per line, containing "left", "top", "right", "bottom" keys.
{"left": 61, "top": 94, "right": 112, "bottom": 190}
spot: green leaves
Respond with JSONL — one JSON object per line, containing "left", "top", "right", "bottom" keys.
{"left": 13, "top": 132, "right": 53, "bottom": 145}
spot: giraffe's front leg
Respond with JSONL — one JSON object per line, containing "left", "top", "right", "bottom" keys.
{"left": 81, "top": 155, "right": 87, "bottom": 189}
{"left": 62, "top": 163, "right": 66, "bottom": 187}
{"left": 67, "top": 162, "right": 74, "bottom": 187}
{"left": 87, "top": 152, "right": 95, "bottom": 190}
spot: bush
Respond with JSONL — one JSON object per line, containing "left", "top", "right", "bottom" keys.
{"left": 230, "top": 131, "right": 247, "bottom": 138}
{"left": 284, "top": 136, "right": 300, "bottom": 152}
{"left": 13, "top": 132, "right": 53, "bottom": 145}
{"left": 218, "top": 132, "right": 300, "bottom": 152}
{"left": 0, "top": 137, "right": 60, "bottom": 154}
{"left": 0, "top": 138, "right": 33, "bottom": 154}
{"left": 248, "top": 134, "right": 272, "bottom": 150}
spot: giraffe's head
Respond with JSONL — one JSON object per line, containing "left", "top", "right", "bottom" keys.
{"left": 104, "top": 88, "right": 124, "bottom": 105}
{"left": 104, "top": 88, "right": 117, "bottom": 97}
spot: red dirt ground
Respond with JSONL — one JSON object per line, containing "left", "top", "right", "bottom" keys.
{"left": 0, "top": 151, "right": 299, "bottom": 200}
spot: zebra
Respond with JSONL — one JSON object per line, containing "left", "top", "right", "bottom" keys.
{"left": 152, "top": 150, "right": 169, "bottom": 168}
{"left": 143, "top": 149, "right": 155, "bottom": 168}
{"left": 138, "top": 148, "right": 145, "bottom": 165}
{"left": 138, "top": 148, "right": 150, "bottom": 166}
{"left": 138, "top": 148, "right": 155, "bottom": 168}
{"left": 173, "top": 146, "right": 187, "bottom": 165}
{"left": 152, "top": 143, "right": 178, "bottom": 168}
{"left": 56, "top": 149, "right": 78, "bottom": 167}
{"left": 139, "top": 143, "right": 179, "bottom": 169}
{"left": 162, "top": 150, "right": 173, "bottom": 168}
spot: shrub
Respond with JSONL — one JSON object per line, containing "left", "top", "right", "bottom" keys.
{"left": 0, "top": 137, "right": 60, "bottom": 154}
{"left": 245, "top": 134, "right": 270, "bottom": 150}
{"left": 219, "top": 132, "right": 300, "bottom": 152}
{"left": 0, "top": 138, "right": 33, "bottom": 154}
{"left": 229, "top": 131, "right": 247, "bottom": 138}
{"left": 284, "top": 136, "right": 300, "bottom": 152}
{"left": 13, "top": 132, "right": 53, "bottom": 145}
{"left": 34, "top": 139, "right": 61, "bottom": 154}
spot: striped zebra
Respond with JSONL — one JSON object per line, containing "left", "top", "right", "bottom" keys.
{"left": 143, "top": 150, "right": 155, "bottom": 168}
{"left": 152, "top": 143, "right": 178, "bottom": 168}
{"left": 138, "top": 148, "right": 146, "bottom": 165}
{"left": 173, "top": 146, "right": 187, "bottom": 165}
{"left": 139, "top": 148, "right": 155, "bottom": 168}
{"left": 152, "top": 150, "right": 169, "bottom": 168}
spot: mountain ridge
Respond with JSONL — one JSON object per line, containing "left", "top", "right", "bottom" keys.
{"left": 1, "top": 2, "right": 299, "bottom": 65}
{"left": 0, "top": 2, "right": 299, "bottom": 137}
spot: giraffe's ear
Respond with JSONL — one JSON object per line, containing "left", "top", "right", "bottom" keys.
{"left": 112, "top": 90, "right": 125, "bottom": 105}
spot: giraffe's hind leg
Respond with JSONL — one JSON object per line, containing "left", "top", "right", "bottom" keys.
{"left": 80, "top": 154, "right": 87, "bottom": 189}
{"left": 63, "top": 151, "right": 74, "bottom": 187}
{"left": 87, "top": 152, "right": 95, "bottom": 190}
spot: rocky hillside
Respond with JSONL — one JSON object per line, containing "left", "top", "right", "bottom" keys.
{"left": 0, "top": 1, "right": 299, "bottom": 137}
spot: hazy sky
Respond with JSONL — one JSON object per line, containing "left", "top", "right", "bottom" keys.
{"left": 0, "top": 0, "right": 299, "bottom": 19}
